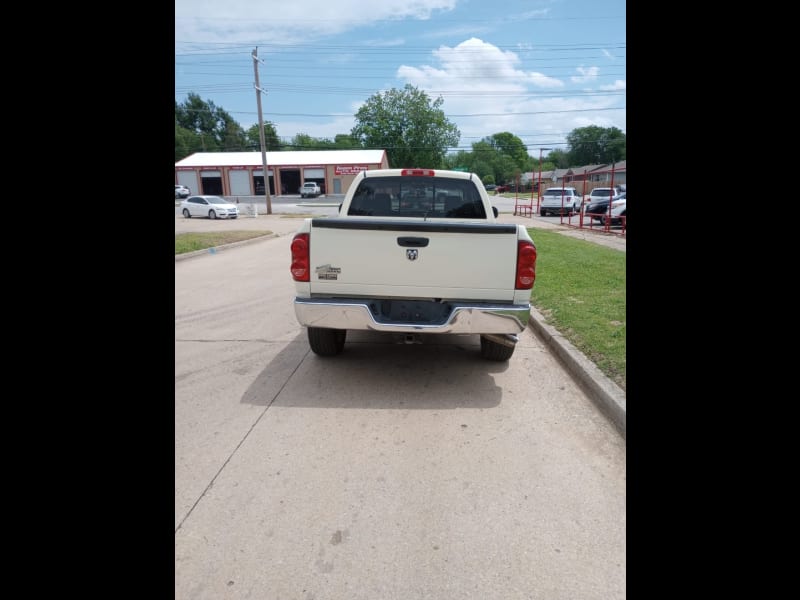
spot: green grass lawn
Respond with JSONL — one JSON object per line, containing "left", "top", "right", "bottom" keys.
{"left": 527, "top": 228, "right": 626, "bottom": 390}
{"left": 175, "top": 231, "right": 274, "bottom": 254}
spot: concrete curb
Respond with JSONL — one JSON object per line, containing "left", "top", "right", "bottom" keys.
{"left": 527, "top": 306, "right": 626, "bottom": 439}
{"left": 175, "top": 233, "right": 279, "bottom": 262}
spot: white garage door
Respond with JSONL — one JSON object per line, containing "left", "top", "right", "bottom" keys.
{"left": 177, "top": 172, "right": 197, "bottom": 194}
{"left": 304, "top": 168, "right": 324, "bottom": 179}
{"left": 229, "top": 170, "right": 250, "bottom": 196}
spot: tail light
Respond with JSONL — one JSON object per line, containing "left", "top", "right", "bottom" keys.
{"left": 290, "top": 233, "right": 310, "bottom": 282}
{"left": 400, "top": 169, "right": 435, "bottom": 177}
{"left": 515, "top": 240, "right": 537, "bottom": 289}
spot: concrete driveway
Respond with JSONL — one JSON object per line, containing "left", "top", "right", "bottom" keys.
{"left": 175, "top": 223, "right": 626, "bottom": 599}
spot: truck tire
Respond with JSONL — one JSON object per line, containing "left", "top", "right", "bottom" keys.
{"left": 480, "top": 335, "right": 515, "bottom": 361}
{"left": 308, "top": 327, "right": 346, "bottom": 356}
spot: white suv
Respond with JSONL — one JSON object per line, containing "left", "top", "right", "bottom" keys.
{"left": 539, "top": 187, "right": 582, "bottom": 216}
{"left": 299, "top": 182, "right": 321, "bottom": 198}
{"left": 175, "top": 184, "right": 191, "bottom": 199}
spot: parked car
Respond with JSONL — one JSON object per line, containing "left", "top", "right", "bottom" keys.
{"left": 299, "top": 182, "right": 321, "bottom": 198}
{"left": 585, "top": 187, "right": 624, "bottom": 221}
{"left": 495, "top": 184, "right": 510, "bottom": 193}
{"left": 484, "top": 183, "right": 497, "bottom": 192}
{"left": 539, "top": 187, "right": 582, "bottom": 216}
{"left": 180, "top": 195, "right": 239, "bottom": 219}
{"left": 175, "top": 184, "right": 190, "bottom": 199}
{"left": 602, "top": 194, "right": 626, "bottom": 226}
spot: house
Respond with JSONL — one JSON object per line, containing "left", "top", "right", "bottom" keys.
{"left": 565, "top": 165, "right": 606, "bottom": 182}
{"left": 521, "top": 170, "right": 555, "bottom": 187}
{"left": 585, "top": 160, "right": 626, "bottom": 186}
{"left": 521, "top": 160, "right": 627, "bottom": 190}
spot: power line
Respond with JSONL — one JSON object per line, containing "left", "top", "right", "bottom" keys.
{"left": 178, "top": 106, "right": 624, "bottom": 119}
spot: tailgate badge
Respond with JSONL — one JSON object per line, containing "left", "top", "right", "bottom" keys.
{"left": 406, "top": 249, "right": 418, "bottom": 261}
{"left": 315, "top": 264, "right": 341, "bottom": 280}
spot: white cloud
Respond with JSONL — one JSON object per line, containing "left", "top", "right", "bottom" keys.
{"left": 571, "top": 66, "right": 599, "bottom": 83}
{"left": 385, "top": 37, "right": 623, "bottom": 152}
{"left": 399, "top": 38, "right": 563, "bottom": 91}
{"left": 175, "top": 0, "right": 458, "bottom": 44}
{"left": 599, "top": 80, "right": 626, "bottom": 91}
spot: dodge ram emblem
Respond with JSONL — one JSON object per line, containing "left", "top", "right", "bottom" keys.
{"left": 406, "top": 249, "right": 418, "bottom": 261}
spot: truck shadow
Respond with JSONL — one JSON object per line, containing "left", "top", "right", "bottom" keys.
{"left": 240, "top": 331, "right": 508, "bottom": 409}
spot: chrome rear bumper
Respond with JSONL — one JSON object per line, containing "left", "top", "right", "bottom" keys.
{"left": 294, "top": 297, "right": 530, "bottom": 334}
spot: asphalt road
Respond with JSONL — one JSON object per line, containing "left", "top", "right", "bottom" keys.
{"left": 174, "top": 217, "right": 626, "bottom": 599}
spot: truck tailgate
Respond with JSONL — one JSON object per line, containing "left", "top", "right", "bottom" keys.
{"left": 308, "top": 219, "right": 520, "bottom": 301}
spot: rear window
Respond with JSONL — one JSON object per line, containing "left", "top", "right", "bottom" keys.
{"left": 592, "top": 189, "right": 613, "bottom": 197}
{"left": 544, "top": 188, "right": 575, "bottom": 196}
{"left": 347, "top": 176, "right": 486, "bottom": 218}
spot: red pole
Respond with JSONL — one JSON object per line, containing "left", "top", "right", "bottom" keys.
{"left": 580, "top": 168, "right": 587, "bottom": 229}
{"left": 608, "top": 162, "right": 616, "bottom": 231}
{"left": 536, "top": 148, "right": 544, "bottom": 213}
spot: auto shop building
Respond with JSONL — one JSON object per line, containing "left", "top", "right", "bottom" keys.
{"left": 175, "top": 149, "right": 389, "bottom": 198}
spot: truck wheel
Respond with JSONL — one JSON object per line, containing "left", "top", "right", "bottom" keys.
{"left": 308, "top": 327, "right": 346, "bottom": 356}
{"left": 480, "top": 335, "right": 515, "bottom": 361}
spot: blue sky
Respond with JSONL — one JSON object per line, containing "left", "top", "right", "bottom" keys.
{"left": 175, "top": 0, "right": 625, "bottom": 159}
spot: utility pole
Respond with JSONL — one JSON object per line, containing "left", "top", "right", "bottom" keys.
{"left": 537, "top": 147, "right": 551, "bottom": 211}
{"left": 252, "top": 47, "right": 272, "bottom": 214}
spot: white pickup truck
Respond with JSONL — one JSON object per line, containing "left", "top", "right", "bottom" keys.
{"left": 289, "top": 168, "right": 538, "bottom": 361}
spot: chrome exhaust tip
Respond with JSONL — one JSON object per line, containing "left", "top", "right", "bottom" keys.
{"left": 482, "top": 333, "right": 518, "bottom": 348}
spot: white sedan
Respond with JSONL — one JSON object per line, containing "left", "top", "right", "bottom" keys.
{"left": 180, "top": 195, "right": 239, "bottom": 219}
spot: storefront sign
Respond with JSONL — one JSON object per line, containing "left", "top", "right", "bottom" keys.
{"left": 335, "top": 165, "right": 369, "bottom": 175}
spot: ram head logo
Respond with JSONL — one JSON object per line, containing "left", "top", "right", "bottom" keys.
{"left": 406, "top": 249, "right": 418, "bottom": 261}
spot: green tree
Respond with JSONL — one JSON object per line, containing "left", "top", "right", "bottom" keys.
{"left": 175, "top": 94, "right": 216, "bottom": 142}
{"left": 175, "top": 92, "right": 247, "bottom": 153}
{"left": 175, "top": 123, "right": 200, "bottom": 162}
{"left": 566, "top": 126, "right": 626, "bottom": 165}
{"left": 495, "top": 154, "right": 522, "bottom": 186}
{"left": 351, "top": 84, "right": 460, "bottom": 168}
{"left": 289, "top": 133, "right": 337, "bottom": 150}
{"left": 546, "top": 148, "right": 571, "bottom": 169}
{"left": 333, "top": 134, "right": 359, "bottom": 148}
{"left": 469, "top": 135, "right": 529, "bottom": 185}
{"left": 485, "top": 132, "right": 530, "bottom": 169}
{"left": 245, "top": 122, "right": 282, "bottom": 151}
{"left": 220, "top": 118, "right": 247, "bottom": 152}
{"left": 442, "top": 150, "right": 472, "bottom": 172}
